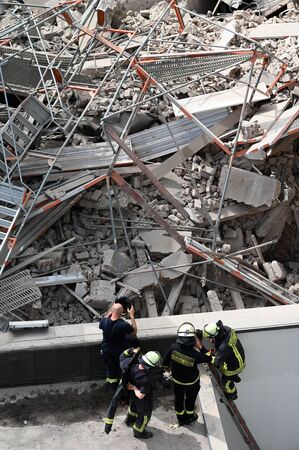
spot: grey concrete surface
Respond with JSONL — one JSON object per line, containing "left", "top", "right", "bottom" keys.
{"left": 216, "top": 326, "right": 299, "bottom": 450}
{"left": 0, "top": 387, "right": 211, "bottom": 450}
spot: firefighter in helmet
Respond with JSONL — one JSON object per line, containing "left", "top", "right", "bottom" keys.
{"left": 203, "top": 320, "right": 245, "bottom": 400}
{"left": 163, "top": 322, "right": 213, "bottom": 425}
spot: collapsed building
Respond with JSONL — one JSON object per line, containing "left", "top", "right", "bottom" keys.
{"left": 0, "top": 0, "right": 299, "bottom": 448}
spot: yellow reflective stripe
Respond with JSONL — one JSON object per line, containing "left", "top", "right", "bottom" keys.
{"left": 175, "top": 410, "right": 185, "bottom": 415}
{"left": 185, "top": 410, "right": 195, "bottom": 414}
{"left": 104, "top": 418, "right": 113, "bottom": 424}
{"left": 171, "top": 351, "right": 195, "bottom": 368}
{"left": 228, "top": 330, "right": 245, "bottom": 371}
{"left": 233, "top": 346, "right": 244, "bottom": 370}
{"left": 128, "top": 406, "right": 138, "bottom": 417}
{"left": 106, "top": 377, "right": 120, "bottom": 383}
{"left": 124, "top": 349, "right": 130, "bottom": 357}
{"left": 224, "top": 380, "right": 236, "bottom": 394}
{"left": 133, "top": 416, "right": 148, "bottom": 433}
{"left": 221, "top": 362, "right": 246, "bottom": 376}
{"left": 172, "top": 374, "right": 200, "bottom": 386}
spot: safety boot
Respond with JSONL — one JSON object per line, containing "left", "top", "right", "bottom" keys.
{"left": 185, "top": 412, "right": 198, "bottom": 424}
{"left": 133, "top": 429, "right": 153, "bottom": 439}
{"left": 124, "top": 416, "right": 135, "bottom": 427}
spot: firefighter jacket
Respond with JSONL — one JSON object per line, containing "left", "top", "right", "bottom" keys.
{"left": 163, "top": 338, "right": 212, "bottom": 385}
{"left": 214, "top": 321, "right": 245, "bottom": 376}
{"left": 104, "top": 347, "right": 140, "bottom": 434}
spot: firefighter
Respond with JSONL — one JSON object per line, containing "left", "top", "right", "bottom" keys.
{"left": 203, "top": 320, "right": 245, "bottom": 400}
{"left": 104, "top": 338, "right": 141, "bottom": 435}
{"left": 125, "top": 351, "right": 162, "bottom": 439}
{"left": 163, "top": 322, "right": 213, "bottom": 425}
{"left": 99, "top": 300, "right": 137, "bottom": 393}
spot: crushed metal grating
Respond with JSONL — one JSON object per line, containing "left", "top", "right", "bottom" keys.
{"left": 0, "top": 270, "right": 41, "bottom": 315}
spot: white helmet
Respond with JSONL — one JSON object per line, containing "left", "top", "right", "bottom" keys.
{"left": 177, "top": 322, "right": 196, "bottom": 337}
{"left": 203, "top": 322, "right": 219, "bottom": 338}
{"left": 141, "top": 351, "right": 162, "bottom": 368}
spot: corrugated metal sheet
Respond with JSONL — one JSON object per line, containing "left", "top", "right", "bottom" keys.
{"left": 20, "top": 109, "right": 228, "bottom": 176}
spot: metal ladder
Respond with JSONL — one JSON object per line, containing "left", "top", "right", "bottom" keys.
{"left": 206, "top": 363, "right": 260, "bottom": 450}
{"left": 0, "top": 182, "right": 26, "bottom": 276}
{"left": 138, "top": 50, "right": 253, "bottom": 82}
{"left": 0, "top": 94, "right": 51, "bottom": 179}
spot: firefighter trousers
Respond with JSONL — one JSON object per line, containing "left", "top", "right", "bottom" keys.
{"left": 173, "top": 379, "right": 200, "bottom": 421}
{"left": 222, "top": 374, "right": 241, "bottom": 398}
{"left": 101, "top": 351, "right": 121, "bottom": 394}
{"left": 127, "top": 392, "right": 153, "bottom": 435}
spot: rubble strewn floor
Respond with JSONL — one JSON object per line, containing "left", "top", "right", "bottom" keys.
{"left": 0, "top": 382, "right": 210, "bottom": 450}
{"left": 0, "top": 0, "right": 298, "bottom": 328}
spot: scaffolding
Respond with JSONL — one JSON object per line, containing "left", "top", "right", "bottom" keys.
{"left": 0, "top": 0, "right": 298, "bottom": 308}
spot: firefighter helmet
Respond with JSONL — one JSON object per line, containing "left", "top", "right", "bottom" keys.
{"left": 177, "top": 322, "right": 196, "bottom": 337}
{"left": 203, "top": 322, "right": 219, "bottom": 338}
{"left": 141, "top": 351, "right": 162, "bottom": 368}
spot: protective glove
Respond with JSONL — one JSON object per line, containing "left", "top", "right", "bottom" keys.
{"left": 163, "top": 370, "right": 172, "bottom": 381}
{"left": 104, "top": 423, "right": 112, "bottom": 434}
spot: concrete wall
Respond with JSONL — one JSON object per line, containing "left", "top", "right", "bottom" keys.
{"left": 219, "top": 326, "right": 299, "bottom": 450}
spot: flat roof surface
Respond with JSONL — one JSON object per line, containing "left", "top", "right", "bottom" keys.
{"left": 0, "top": 385, "right": 211, "bottom": 450}
{"left": 1, "top": 304, "right": 299, "bottom": 352}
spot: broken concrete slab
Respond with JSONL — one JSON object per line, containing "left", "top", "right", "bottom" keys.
{"left": 208, "top": 202, "right": 274, "bottom": 223}
{"left": 249, "top": 22, "right": 299, "bottom": 39}
{"left": 238, "top": 100, "right": 290, "bottom": 143}
{"left": 81, "top": 58, "right": 113, "bottom": 78}
{"left": 178, "top": 295, "right": 200, "bottom": 314}
{"left": 102, "top": 250, "right": 134, "bottom": 274}
{"left": 161, "top": 172, "right": 184, "bottom": 199}
{"left": 206, "top": 290, "right": 223, "bottom": 312}
{"left": 214, "top": 20, "right": 236, "bottom": 48}
{"left": 122, "top": 265, "right": 158, "bottom": 290}
{"left": 173, "top": 83, "right": 269, "bottom": 117}
{"left": 219, "top": 166, "right": 281, "bottom": 207}
{"left": 162, "top": 274, "right": 186, "bottom": 316}
{"left": 89, "top": 280, "right": 115, "bottom": 308}
{"left": 139, "top": 230, "right": 182, "bottom": 256}
{"left": 255, "top": 202, "right": 290, "bottom": 240}
{"left": 144, "top": 287, "right": 158, "bottom": 317}
{"left": 160, "top": 251, "right": 192, "bottom": 280}
{"left": 246, "top": 105, "right": 299, "bottom": 160}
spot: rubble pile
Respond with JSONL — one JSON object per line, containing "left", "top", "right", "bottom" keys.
{"left": 0, "top": 0, "right": 298, "bottom": 329}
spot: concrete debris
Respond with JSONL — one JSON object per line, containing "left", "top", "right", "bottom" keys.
{"left": 173, "top": 83, "right": 270, "bottom": 117}
{"left": 138, "top": 230, "right": 182, "bottom": 256}
{"left": 206, "top": 290, "right": 223, "bottom": 312}
{"left": 0, "top": 0, "right": 298, "bottom": 328}
{"left": 160, "top": 251, "right": 192, "bottom": 280}
{"left": 248, "top": 22, "right": 299, "bottom": 39}
{"left": 89, "top": 280, "right": 115, "bottom": 309}
{"left": 219, "top": 166, "right": 281, "bottom": 207}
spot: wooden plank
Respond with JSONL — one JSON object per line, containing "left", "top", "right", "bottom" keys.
{"left": 152, "top": 107, "right": 242, "bottom": 180}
